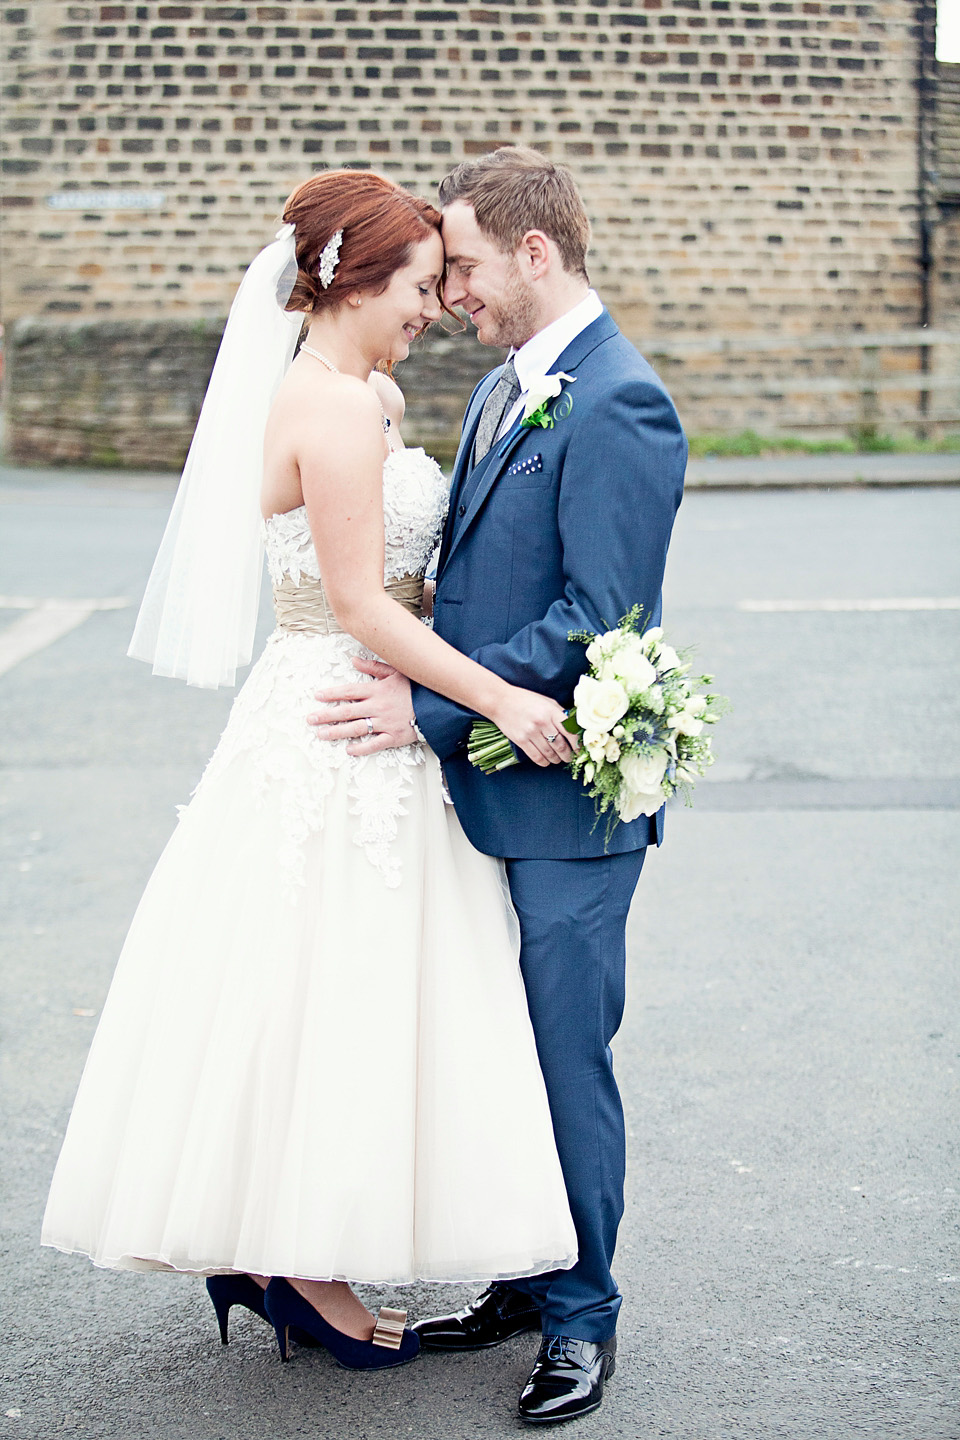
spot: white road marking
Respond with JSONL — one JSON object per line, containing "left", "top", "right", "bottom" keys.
{"left": 0, "top": 596, "right": 132, "bottom": 678}
{"left": 738, "top": 597, "right": 960, "bottom": 613}
{"left": 1, "top": 591, "right": 954, "bottom": 677}
{"left": 0, "top": 595, "right": 131, "bottom": 611}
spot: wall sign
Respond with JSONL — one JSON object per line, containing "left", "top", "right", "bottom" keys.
{"left": 46, "top": 191, "right": 167, "bottom": 211}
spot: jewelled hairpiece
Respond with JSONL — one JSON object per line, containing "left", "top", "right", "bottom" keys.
{"left": 317, "top": 228, "right": 343, "bottom": 289}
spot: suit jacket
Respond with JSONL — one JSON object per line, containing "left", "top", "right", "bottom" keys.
{"left": 412, "top": 309, "right": 687, "bottom": 860}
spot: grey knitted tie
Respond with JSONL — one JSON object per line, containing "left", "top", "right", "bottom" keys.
{"left": 473, "top": 357, "right": 521, "bottom": 463}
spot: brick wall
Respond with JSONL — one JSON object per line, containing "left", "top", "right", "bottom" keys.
{"left": 934, "top": 61, "right": 960, "bottom": 330}
{"left": 939, "top": 59, "right": 960, "bottom": 201}
{"left": 0, "top": 1, "right": 955, "bottom": 464}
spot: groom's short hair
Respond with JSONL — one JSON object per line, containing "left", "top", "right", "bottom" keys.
{"left": 439, "top": 147, "right": 591, "bottom": 280}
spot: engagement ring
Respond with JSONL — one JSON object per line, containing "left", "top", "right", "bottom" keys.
{"left": 546, "top": 732, "right": 559, "bottom": 742}
{"left": 365, "top": 717, "right": 374, "bottom": 735}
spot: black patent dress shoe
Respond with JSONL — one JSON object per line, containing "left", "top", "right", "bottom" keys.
{"left": 412, "top": 1283, "right": 540, "bottom": 1350}
{"left": 518, "top": 1334, "right": 617, "bottom": 1425}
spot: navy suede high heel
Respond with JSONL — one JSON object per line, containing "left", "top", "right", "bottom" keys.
{"left": 206, "top": 1274, "right": 269, "bottom": 1344}
{"left": 205, "top": 1274, "right": 321, "bottom": 1349}
{"left": 263, "top": 1277, "right": 420, "bottom": 1370}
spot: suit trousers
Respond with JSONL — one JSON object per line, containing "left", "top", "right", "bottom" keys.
{"left": 504, "top": 847, "right": 646, "bottom": 1342}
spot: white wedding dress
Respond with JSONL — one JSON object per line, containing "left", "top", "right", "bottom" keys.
{"left": 42, "top": 446, "right": 577, "bottom": 1285}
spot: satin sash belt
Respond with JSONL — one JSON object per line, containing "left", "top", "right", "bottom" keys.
{"left": 273, "top": 573, "right": 424, "bottom": 635}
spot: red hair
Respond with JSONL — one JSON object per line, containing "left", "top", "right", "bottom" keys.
{"left": 281, "top": 170, "right": 442, "bottom": 315}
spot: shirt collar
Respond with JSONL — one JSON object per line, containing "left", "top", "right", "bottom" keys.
{"left": 510, "top": 289, "right": 604, "bottom": 395}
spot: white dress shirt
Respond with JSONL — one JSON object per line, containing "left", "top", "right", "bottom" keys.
{"left": 496, "top": 289, "right": 604, "bottom": 441}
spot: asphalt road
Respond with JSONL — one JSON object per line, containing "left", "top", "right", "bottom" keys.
{"left": 1, "top": 468, "right": 958, "bottom": 1440}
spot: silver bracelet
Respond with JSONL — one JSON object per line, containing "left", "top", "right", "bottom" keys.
{"left": 410, "top": 715, "right": 427, "bottom": 744}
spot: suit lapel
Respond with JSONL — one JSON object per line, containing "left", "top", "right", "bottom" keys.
{"left": 437, "top": 369, "right": 501, "bottom": 572}
{"left": 440, "top": 421, "right": 528, "bottom": 572}
{"left": 552, "top": 307, "right": 618, "bottom": 373}
{"left": 439, "top": 311, "right": 619, "bottom": 574}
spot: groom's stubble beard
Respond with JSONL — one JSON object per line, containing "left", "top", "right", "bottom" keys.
{"left": 476, "top": 257, "right": 538, "bottom": 349}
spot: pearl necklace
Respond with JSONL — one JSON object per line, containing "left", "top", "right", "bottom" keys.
{"left": 299, "top": 344, "right": 390, "bottom": 433}
{"left": 299, "top": 343, "right": 338, "bottom": 372}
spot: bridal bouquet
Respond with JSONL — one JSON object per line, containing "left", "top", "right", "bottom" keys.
{"left": 468, "top": 607, "right": 727, "bottom": 835}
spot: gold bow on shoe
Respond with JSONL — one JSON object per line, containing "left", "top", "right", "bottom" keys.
{"left": 372, "top": 1307, "right": 408, "bottom": 1350}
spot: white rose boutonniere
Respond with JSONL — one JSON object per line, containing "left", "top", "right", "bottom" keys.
{"left": 521, "top": 372, "right": 576, "bottom": 430}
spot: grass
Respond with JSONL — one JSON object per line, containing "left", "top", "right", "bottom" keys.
{"left": 687, "top": 428, "right": 960, "bottom": 459}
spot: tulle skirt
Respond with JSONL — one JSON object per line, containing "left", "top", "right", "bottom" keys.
{"left": 41, "top": 629, "right": 577, "bottom": 1284}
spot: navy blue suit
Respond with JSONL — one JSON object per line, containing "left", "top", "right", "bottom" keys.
{"left": 412, "top": 310, "right": 686, "bottom": 1340}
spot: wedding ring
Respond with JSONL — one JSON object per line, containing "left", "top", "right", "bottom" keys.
{"left": 546, "top": 732, "right": 559, "bottom": 742}
{"left": 364, "top": 717, "right": 374, "bottom": 735}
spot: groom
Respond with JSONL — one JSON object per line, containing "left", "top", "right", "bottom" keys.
{"left": 309, "top": 147, "right": 686, "bottom": 1425}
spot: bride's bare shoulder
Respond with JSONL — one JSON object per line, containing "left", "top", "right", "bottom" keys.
{"left": 273, "top": 363, "right": 381, "bottom": 434}
{"left": 368, "top": 369, "right": 405, "bottom": 429}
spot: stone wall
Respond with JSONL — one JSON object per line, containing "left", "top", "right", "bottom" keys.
{"left": 4, "top": 317, "right": 224, "bottom": 467}
{"left": 934, "top": 60, "right": 960, "bottom": 331}
{"left": 939, "top": 59, "right": 960, "bottom": 201}
{"left": 3, "top": 313, "right": 498, "bottom": 466}
{"left": 1, "top": 0, "right": 957, "bottom": 464}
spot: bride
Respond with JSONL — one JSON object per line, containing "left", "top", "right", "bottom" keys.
{"left": 41, "top": 170, "right": 578, "bottom": 1371}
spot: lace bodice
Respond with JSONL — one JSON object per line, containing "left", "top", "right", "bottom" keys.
{"left": 190, "top": 446, "right": 450, "bottom": 892}
{"left": 263, "top": 446, "right": 449, "bottom": 588}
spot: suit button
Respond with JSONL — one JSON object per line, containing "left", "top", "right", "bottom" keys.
{"left": 458, "top": 504, "right": 466, "bottom": 516}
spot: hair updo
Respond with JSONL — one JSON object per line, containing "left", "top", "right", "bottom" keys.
{"left": 281, "top": 170, "right": 442, "bottom": 315}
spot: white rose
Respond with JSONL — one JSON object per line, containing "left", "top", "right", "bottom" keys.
{"left": 639, "top": 682, "right": 665, "bottom": 715}
{"left": 641, "top": 626, "right": 663, "bottom": 650}
{"left": 672, "top": 709, "right": 704, "bottom": 737}
{"left": 655, "top": 644, "right": 681, "bottom": 673}
{"left": 585, "top": 630, "right": 620, "bottom": 666}
{"left": 583, "top": 729, "right": 608, "bottom": 764}
{"left": 574, "top": 675, "right": 629, "bottom": 733}
{"left": 610, "top": 638, "right": 657, "bottom": 695}
{"left": 604, "top": 736, "right": 621, "bottom": 763}
{"left": 620, "top": 750, "right": 668, "bottom": 794}
{"left": 617, "top": 786, "right": 665, "bottom": 822}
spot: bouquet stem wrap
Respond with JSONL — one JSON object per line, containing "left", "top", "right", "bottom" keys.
{"left": 466, "top": 720, "right": 521, "bottom": 773}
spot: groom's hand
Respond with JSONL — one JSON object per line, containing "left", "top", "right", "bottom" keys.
{"left": 308, "top": 658, "right": 418, "bottom": 755}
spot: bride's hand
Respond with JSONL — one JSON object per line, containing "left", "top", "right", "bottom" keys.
{"left": 489, "top": 688, "right": 578, "bottom": 768}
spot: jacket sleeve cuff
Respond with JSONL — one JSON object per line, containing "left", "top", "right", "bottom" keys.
{"left": 410, "top": 682, "right": 475, "bottom": 761}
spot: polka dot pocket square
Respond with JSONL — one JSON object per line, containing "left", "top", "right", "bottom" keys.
{"left": 505, "top": 453, "right": 544, "bottom": 479}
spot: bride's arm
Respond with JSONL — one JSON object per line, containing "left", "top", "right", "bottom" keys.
{"left": 297, "top": 378, "right": 571, "bottom": 767}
